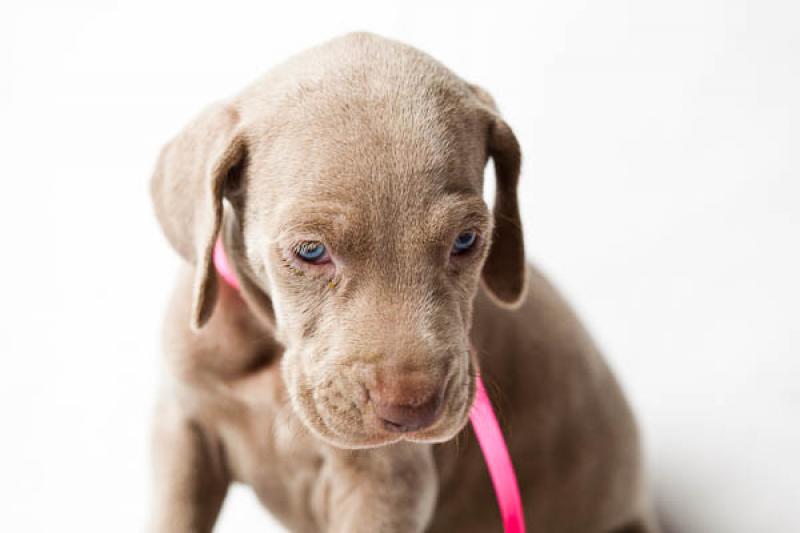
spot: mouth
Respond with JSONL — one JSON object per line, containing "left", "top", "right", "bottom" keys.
{"left": 370, "top": 372, "right": 449, "bottom": 434}
{"left": 299, "top": 369, "right": 473, "bottom": 449}
{"left": 400, "top": 369, "right": 475, "bottom": 444}
{"left": 284, "top": 347, "right": 477, "bottom": 449}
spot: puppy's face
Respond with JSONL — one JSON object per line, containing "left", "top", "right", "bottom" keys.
{"left": 151, "top": 35, "right": 525, "bottom": 450}
{"left": 237, "top": 99, "right": 491, "bottom": 448}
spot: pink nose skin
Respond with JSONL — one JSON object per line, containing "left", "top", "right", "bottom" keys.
{"left": 373, "top": 389, "right": 445, "bottom": 433}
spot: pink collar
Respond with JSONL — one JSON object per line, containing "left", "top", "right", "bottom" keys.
{"left": 213, "top": 240, "right": 526, "bottom": 532}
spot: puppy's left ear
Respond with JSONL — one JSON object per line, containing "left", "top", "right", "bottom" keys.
{"left": 150, "top": 102, "right": 246, "bottom": 329}
{"left": 470, "top": 84, "right": 528, "bottom": 308}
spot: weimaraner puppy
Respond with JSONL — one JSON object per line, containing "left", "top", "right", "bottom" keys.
{"left": 150, "top": 32, "right": 657, "bottom": 532}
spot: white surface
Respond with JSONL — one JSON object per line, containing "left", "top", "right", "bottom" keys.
{"left": 1, "top": 1, "right": 798, "bottom": 531}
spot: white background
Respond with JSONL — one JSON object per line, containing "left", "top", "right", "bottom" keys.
{"left": 1, "top": 1, "right": 798, "bottom": 531}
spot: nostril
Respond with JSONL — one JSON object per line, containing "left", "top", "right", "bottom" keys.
{"left": 374, "top": 391, "right": 444, "bottom": 433}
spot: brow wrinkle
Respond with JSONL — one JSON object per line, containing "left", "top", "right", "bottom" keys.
{"left": 276, "top": 201, "right": 357, "bottom": 240}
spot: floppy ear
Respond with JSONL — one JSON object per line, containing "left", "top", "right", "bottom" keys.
{"left": 150, "top": 103, "right": 245, "bottom": 330}
{"left": 471, "top": 85, "right": 528, "bottom": 308}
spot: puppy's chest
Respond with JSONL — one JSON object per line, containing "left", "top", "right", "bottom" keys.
{"left": 218, "top": 403, "right": 329, "bottom": 531}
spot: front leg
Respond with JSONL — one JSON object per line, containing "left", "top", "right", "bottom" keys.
{"left": 314, "top": 441, "right": 438, "bottom": 533}
{"left": 149, "top": 398, "right": 229, "bottom": 533}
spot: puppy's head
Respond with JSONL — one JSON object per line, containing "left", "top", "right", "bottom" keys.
{"left": 151, "top": 34, "right": 526, "bottom": 448}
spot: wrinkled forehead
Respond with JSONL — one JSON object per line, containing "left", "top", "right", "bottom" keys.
{"left": 246, "top": 90, "right": 490, "bottom": 204}
{"left": 274, "top": 189, "right": 490, "bottom": 247}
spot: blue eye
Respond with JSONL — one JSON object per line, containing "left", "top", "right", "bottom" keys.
{"left": 296, "top": 242, "right": 327, "bottom": 262}
{"left": 452, "top": 231, "right": 477, "bottom": 254}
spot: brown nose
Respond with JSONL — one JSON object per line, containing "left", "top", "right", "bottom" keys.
{"left": 372, "top": 388, "right": 445, "bottom": 433}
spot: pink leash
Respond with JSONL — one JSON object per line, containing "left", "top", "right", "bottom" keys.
{"left": 468, "top": 377, "right": 526, "bottom": 533}
{"left": 213, "top": 240, "right": 526, "bottom": 532}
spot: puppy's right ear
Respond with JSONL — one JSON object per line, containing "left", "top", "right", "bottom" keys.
{"left": 150, "top": 103, "right": 246, "bottom": 330}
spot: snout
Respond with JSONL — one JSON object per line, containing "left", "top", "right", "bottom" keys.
{"left": 369, "top": 374, "right": 447, "bottom": 433}
{"left": 373, "top": 389, "right": 445, "bottom": 433}
{"left": 289, "top": 344, "right": 474, "bottom": 448}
